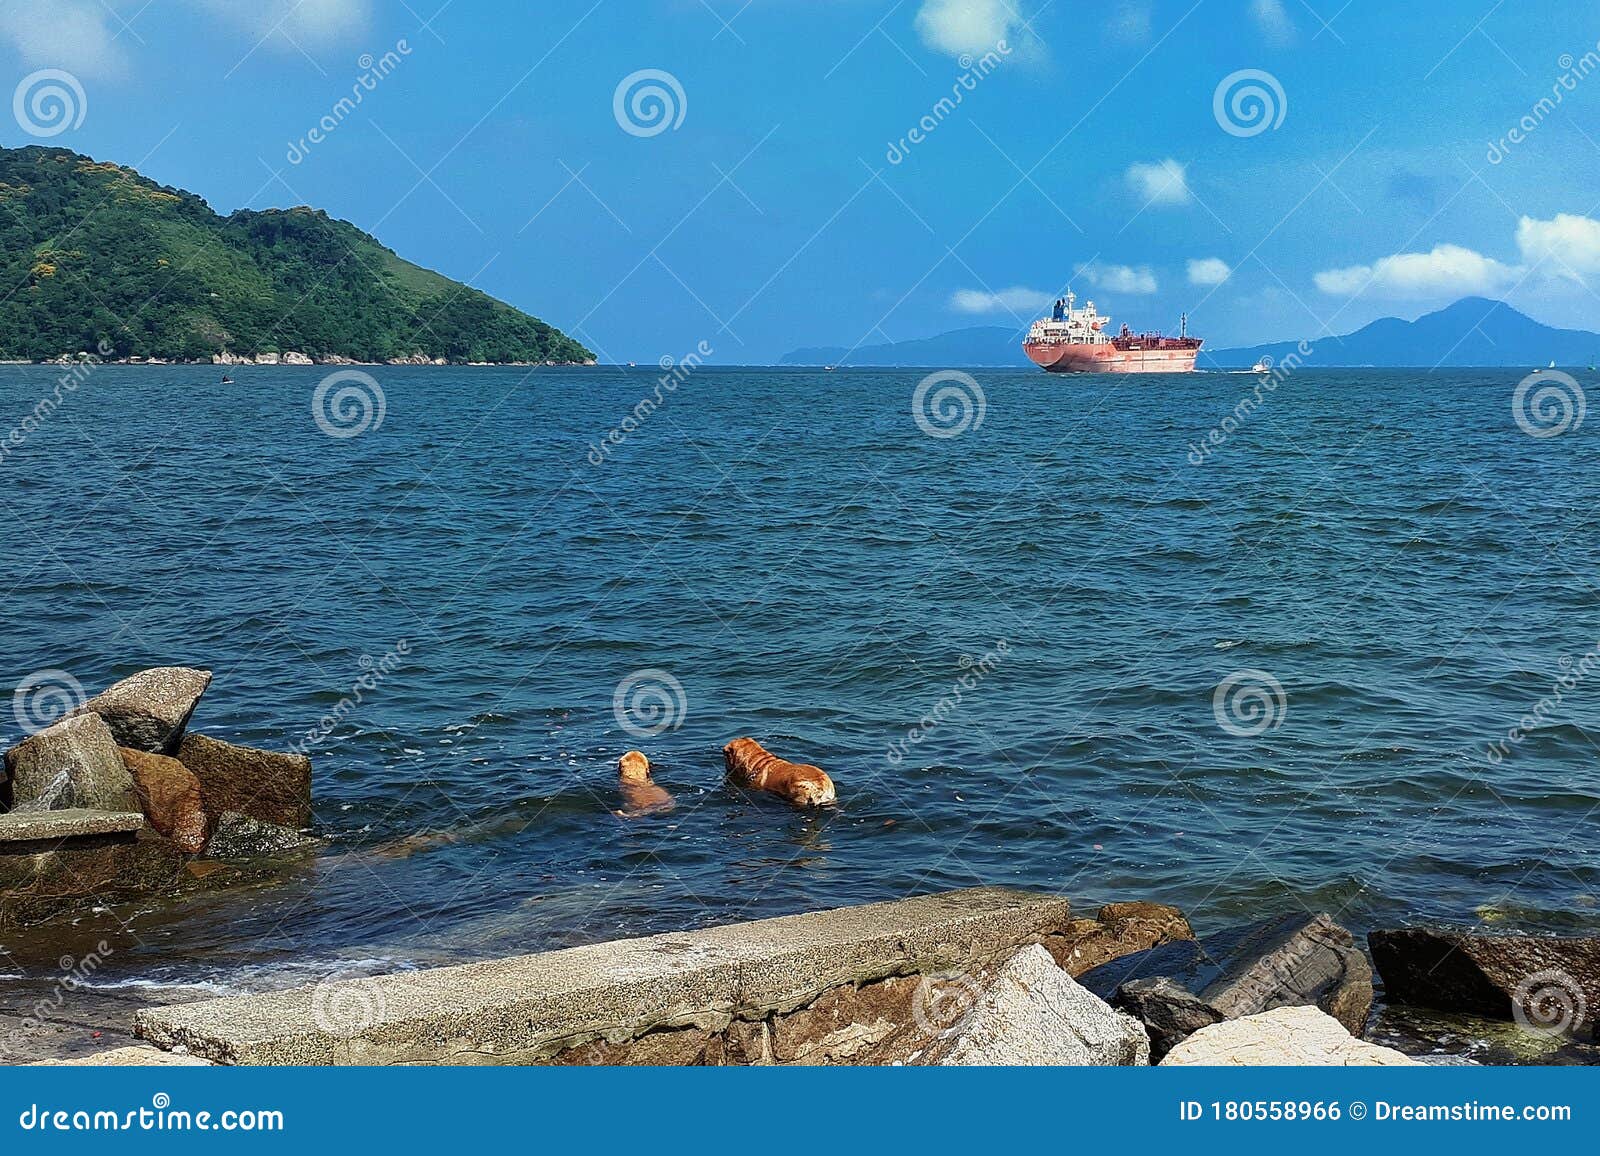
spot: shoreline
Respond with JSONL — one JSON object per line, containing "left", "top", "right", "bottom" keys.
{"left": 10, "top": 355, "right": 600, "bottom": 368}
{"left": 5, "top": 887, "right": 1598, "bottom": 1067}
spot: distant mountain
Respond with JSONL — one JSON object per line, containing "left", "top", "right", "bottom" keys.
{"left": 782, "top": 298, "right": 1600, "bottom": 370}
{"left": 782, "top": 326, "right": 1028, "bottom": 367}
{"left": 1203, "top": 298, "right": 1600, "bottom": 369}
{"left": 0, "top": 146, "right": 592, "bottom": 364}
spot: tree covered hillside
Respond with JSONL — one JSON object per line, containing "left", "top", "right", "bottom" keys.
{"left": 0, "top": 147, "right": 592, "bottom": 364}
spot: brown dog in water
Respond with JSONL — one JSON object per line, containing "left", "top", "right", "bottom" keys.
{"left": 616, "top": 750, "right": 676, "bottom": 818}
{"left": 723, "top": 738, "right": 836, "bottom": 807}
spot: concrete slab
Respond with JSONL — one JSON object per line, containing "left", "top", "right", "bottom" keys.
{"left": 135, "top": 886, "right": 1071, "bottom": 1065}
{"left": 0, "top": 809, "right": 144, "bottom": 843}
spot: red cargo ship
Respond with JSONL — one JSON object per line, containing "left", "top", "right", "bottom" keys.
{"left": 1023, "top": 292, "right": 1202, "bottom": 373}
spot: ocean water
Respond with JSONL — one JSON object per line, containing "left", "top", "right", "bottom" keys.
{"left": 1, "top": 363, "right": 1598, "bottom": 991}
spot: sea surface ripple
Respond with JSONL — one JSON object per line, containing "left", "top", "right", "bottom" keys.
{"left": 1, "top": 364, "right": 1597, "bottom": 987}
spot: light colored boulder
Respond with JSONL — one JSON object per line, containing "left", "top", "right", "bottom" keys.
{"left": 928, "top": 944, "right": 1150, "bottom": 1066}
{"left": 4, "top": 714, "right": 139, "bottom": 813}
{"left": 30, "top": 1046, "right": 209, "bottom": 1066}
{"left": 78, "top": 666, "right": 212, "bottom": 755}
{"left": 1160, "top": 1005, "right": 1418, "bottom": 1066}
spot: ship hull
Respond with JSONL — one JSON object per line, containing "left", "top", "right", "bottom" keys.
{"left": 1024, "top": 341, "right": 1201, "bottom": 374}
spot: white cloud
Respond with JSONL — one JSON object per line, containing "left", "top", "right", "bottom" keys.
{"left": 914, "top": 0, "right": 1023, "bottom": 57}
{"left": 1187, "top": 258, "right": 1232, "bottom": 286}
{"left": 1126, "top": 159, "right": 1190, "bottom": 206}
{"left": 1250, "top": 0, "right": 1295, "bottom": 43}
{"left": 1314, "top": 243, "right": 1520, "bottom": 298}
{"left": 0, "top": 0, "right": 126, "bottom": 78}
{"left": 1515, "top": 213, "right": 1600, "bottom": 277}
{"left": 951, "top": 286, "right": 1056, "bottom": 314}
{"left": 0, "top": 0, "right": 370, "bottom": 80}
{"left": 1111, "top": 2, "right": 1152, "bottom": 41}
{"left": 1076, "top": 262, "right": 1159, "bottom": 294}
{"left": 190, "top": 0, "right": 371, "bottom": 47}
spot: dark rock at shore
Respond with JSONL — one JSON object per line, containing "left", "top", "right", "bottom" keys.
{"left": 177, "top": 733, "right": 311, "bottom": 830}
{"left": 119, "top": 747, "right": 207, "bottom": 854}
{"left": 1041, "top": 901, "right": 1195, "bottom": 976}
{"left": 204, "top": 811, "right": 314, "bottom": 860}
{"left": 3, "top": 714, "right": 140, "bottom": 814}
{"left": 77, "top": 667, "right": 212, "bottom": 755}
{"left": 1079, "top": 912, "right": 1373, "bottom": 1058}
{"left": 1367, "top": 1003, "right": 1600, "bottom": 1065}
{"left": 1369, "top": 928, "right": 1600, "bottom": 1039}
{"left": 0, "top": 825, "right": 188, "bottom": 929}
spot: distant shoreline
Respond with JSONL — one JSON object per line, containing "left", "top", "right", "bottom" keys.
{"left": 7, "top": 355, "right": 599, "bottom": 368}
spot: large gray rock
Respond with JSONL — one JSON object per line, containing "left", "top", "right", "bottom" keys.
{"left": 925, "top": 944, "right": 1150, "bottom": 1066}
{"left": 1160, "top": 1006, "right": 1417, "bottom": 1067}
{"left": 1369, "top": 928, "right": 1600, "bottom": 1038}
{"left": 78, "top": 667, "right": 211, "bottom": 755}
{"left": 177, "top": 733, "right": 311, "bottom": 830}
{"left": 3, "top": 714, "right": 140, "bottom": 813}
{"left": 1079, "top": 913, "right": 1372, "bottom": 1058}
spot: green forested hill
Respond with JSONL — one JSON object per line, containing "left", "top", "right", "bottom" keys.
{"left": 0, "top": 147, "right": 593, "bottom": 364}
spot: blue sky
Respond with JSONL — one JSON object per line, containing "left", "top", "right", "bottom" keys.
{"left": 5, "top": 0, "right": 1600, "bottom": 361}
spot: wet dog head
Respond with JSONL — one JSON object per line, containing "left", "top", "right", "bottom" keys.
{"left": 618, "top": 750, "right": 652, "bottom": 783}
